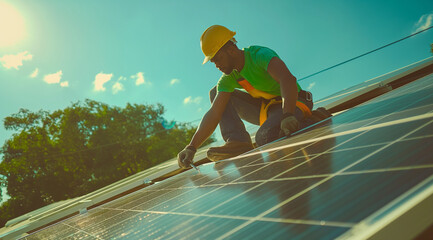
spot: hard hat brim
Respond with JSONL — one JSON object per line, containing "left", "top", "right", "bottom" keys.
{"left": 202, "top": 56, "right": 211, "bottom": 65}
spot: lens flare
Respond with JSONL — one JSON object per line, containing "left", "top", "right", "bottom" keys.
{"left": 0, "top": 2, "right": 25, "bottom": 47}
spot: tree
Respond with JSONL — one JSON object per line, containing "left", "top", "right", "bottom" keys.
{"left": 0, "top": 99, "right": 214, "bottom": 227}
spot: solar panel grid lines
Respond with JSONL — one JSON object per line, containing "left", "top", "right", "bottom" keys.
{"left": 338, "top": 76, "right": 433, "bottom": 125}
{"left": 229, "top": 164, "right": 433, "bottom": 184}
{"left": 323, "top": 74, "right": 433, "bottom": 126}
{"left": 347, "top": 136, "right": 433, "bottom": 171}
{"left": 69, "top": 149, "right": 330, "bottom": 239}
{"left": 25, "top": 130, "right": 430, "bottom": 237}
{"left": 241, "top": 79, "right": 427, "bottom": 157}
{"left": 237, "top": 110, "right": 433, "bottom": 162}
{"left": 215, "top": 119, "right": 433, "bottom": 239}
{"left": 18, "top": 72, "right": 433, "bottom": 239}
{"left": 226, "top": 171, "right": 433, "bottom": 239}
{"left": 26, "top": 158, "right": 432, "bottom": 239}
{"left": 314, "top": 58, "right": 433, "bottom": 109}
{"left": 24, "top": 222, "right": 77, "bottom": 240}
{"left": 62, "top": 222, "right": 102, "bottom": 240}
{"left": 336, "top": 174, "right": 433, "bottom": 240}
{"left": 65, "top": 208, "right": 125, "bottom": 233}
{"left": 160, "top": 111, "right": 432, "bottom": 239}
{"left": 214, "top": 77, "right": 433, "bottom": 238}
{"left": 111, "top": 209, "right": 354, "bottom": 240}
{"left": 67, "top": 210, "right": 135, "bottom": 239}
{"left": 125, "top": 114, "right": 432, "bottom": 238}
{"left": 22, "top": 139, "right": 428, "bottom": 236}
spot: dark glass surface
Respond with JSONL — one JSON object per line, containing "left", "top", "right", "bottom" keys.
{"left": 334, "top": 118, "right": 433, "bottom": 148}
{"left": 276, "top": 146, "right": 383, "bottom": 178}
{"left": 104, "top": 189, "right": 172, "bottom": 210}
{"left": 170, "top": 183, "right": 257, "bottom": 214}
{"left": 228, "top": 221, "right": 350, "bottom": 240}
{"left": 314, "top": 63, "right": 432, "bottom": 109}
{"left": 83, "top": 210, "right": 141, "bottom": 237}
{"left": 347, "top": 136, "right": 433, "bottom": 171}
{"left": 406, "top": 119, "right": 433, "bottom": 139}
{"left": 21, "top": 74, "right": 433, "bottom": 240}
{"left": 207, "top": 178, "right": 324, "bottom": 217}
{"left": 63, "top": 231, "right": 93, "bottom": 240}
{"left": 266, "top": 168, "right": 433, "bottom": 222}
{"left": 25, "top": 223, "right": 79, "bottom": 240}
{"left": 232, "top": 159, "right": 309, "bottom": 182}
{"left": 66, "top": 209, "right": 124, "bottom": 229}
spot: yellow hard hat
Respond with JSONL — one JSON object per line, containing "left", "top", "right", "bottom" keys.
{"left": 200, "top": 25, "right": 236, "bottom": 64}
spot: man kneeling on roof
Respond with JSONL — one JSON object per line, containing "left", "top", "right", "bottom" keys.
{"left": 178, "top": 25, "right": 330, "bottom": 168}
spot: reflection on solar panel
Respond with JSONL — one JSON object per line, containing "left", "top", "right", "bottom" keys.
{"left": 315, "top": 56, "right": 433, "bottom": 112}
{"left": 12, "top": 67, "right": 432, "bottom": 239}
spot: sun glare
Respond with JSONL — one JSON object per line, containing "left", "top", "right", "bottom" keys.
{"left": 0, "top": 2, "right": 25, "bottom": 47}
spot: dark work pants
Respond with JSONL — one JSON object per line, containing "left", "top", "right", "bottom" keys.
{"left": 209, "top": 86, "right": 313, "bottom": 146}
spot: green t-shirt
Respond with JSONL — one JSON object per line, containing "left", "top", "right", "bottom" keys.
{"left": 217, "top": 45, "right": 301, "bottom": 96}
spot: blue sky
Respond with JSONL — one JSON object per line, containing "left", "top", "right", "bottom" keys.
{"left": 0, "top": 0, "right": 432, "bottom": 201}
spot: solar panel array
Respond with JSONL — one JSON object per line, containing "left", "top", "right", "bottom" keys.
{"left": 16, "top": 73, "right": 433, "bottom": 239}
{"left": 314, "top": 56, "right": 433, "bottom": 111}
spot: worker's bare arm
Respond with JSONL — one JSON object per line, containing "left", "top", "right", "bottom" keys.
{"left": 189, "top": 91, "right": 231, "bottom": 149}
{"left": 267, "top": 57, "right": 298, "bottom": 114}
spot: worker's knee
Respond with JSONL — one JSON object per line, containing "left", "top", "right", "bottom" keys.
{"left": 255, "top": 124, "right": 280, "bottom": 146}
{"left": 209, "top": 86, "right": 217, "bottom": 103}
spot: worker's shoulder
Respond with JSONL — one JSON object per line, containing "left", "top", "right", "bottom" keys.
{"left": 244, "top": 45, "right": 277, "bottom": 54}
{"left": 244, "top": 45, "right": 279, "bottom": 60}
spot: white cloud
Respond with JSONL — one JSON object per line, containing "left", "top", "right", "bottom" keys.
{"left": 0, "top": 51, "right": 33, "bottom": 69}
{"left": 412, "top": 13, "right": 433, "bottom": 34}
{"left": 94, "top": 72, "right": 113, "bottom": 91}
{"left": 30, "top": 68, "right": 39, "bottom": 78}
{"left": 44, "top": 70, "right": 63, "bottom": 84}
{"left": 131, "top": 72, "right": 150, "bottom": 86}
{"left": 170, "top": 78, "right": 180, "bottom": 86}
{"left": 60, "top": 81, "right": 69, "bottom": 87}
{"left": 183, "top": 96, "right": 202, "bottom": 105}
{"left": 183, "top": 96, "right": 192, "bottom": 104}
{"left": 118, "top": 76, "right": 126, "bottom": 81}
{"left": 112, "top": 82, "right": 124, "bottom": 94}
{"left": 307, "top": 82, "right": 316, "bottom": 90}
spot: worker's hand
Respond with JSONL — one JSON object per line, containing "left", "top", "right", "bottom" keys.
{"left": 177, "top": 145, "right": 197, "bottom": 169}
{"left": 280, "top": 112, "right": 299, "bottom": 136}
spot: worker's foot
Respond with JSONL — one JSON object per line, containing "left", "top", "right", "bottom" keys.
{"left": 207, "top": 141, "right": 255, "bottom": 162}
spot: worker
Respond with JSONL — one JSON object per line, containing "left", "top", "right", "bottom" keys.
{"left": 178, "top": 25, "right": 327, "bottom": 169}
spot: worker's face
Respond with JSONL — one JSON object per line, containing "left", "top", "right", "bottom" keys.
{"left": 211, "top": 47, "right": 235, "bottom": 75}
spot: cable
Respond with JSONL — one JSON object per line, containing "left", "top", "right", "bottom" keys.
{"left": 298, "top": 26, "right": 433, "bottom": 82}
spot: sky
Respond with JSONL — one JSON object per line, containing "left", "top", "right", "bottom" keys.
{"left": 0, "top": 0, "right": 432, "bottom": 202}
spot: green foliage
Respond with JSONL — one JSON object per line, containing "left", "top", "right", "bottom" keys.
{"left": 0, "top": 99, "right": 214, "bottom": 227}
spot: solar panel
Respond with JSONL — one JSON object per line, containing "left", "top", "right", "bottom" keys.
{"left": 315, "top": 56, "right": 433, "bottom": 112}
{"left": 15, "top": 71, "right": 433, "bottom": 239}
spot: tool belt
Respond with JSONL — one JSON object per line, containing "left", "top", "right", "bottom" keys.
{"left": 259, "top": 90, "right": 312, "bottom": 126}
{"left": 236, "top": 77, "right": 313, "bottom": 126}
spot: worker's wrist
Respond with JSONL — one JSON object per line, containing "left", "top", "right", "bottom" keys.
{"left": 186, "top": 145, "right": 197, "bottom": 153}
